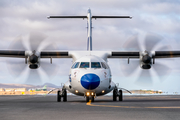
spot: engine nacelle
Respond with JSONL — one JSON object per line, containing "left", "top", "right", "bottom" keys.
{"left": 25, "top": 51, "right": 40, "bottom": 69}
{"left": 140, "top": 51, "right": 152, "bottom": 69}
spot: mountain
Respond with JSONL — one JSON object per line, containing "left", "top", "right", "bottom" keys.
{"left": 0, "top": 83, "right": 61, "bottom": 90}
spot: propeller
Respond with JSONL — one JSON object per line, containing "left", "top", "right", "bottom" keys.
{"left": 121, "top": 32, "right": 172, "bottom": 86}
{"left": 6, "top": 32, "right": 59, "bottom": 85}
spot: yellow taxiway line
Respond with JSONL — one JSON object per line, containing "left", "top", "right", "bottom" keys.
{"left": 86, "top": 100, "right": 180, "bottom": 109}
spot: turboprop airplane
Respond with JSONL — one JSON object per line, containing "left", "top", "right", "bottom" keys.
{"left": 1, "top": 9, "right": 180, "bottom": 102}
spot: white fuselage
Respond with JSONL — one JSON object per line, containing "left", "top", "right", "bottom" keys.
{"left": 65, "top": 55, "right": 115, "bottom": 96}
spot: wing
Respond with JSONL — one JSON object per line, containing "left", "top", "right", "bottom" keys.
{"left": 154, "top": 51, "right": 180, "bottom": 58}
{"left": 0, "top": 50, "right": 71, "bottom": 58}
{"left": 0, "top": 50, "right": 25, "bottom": 58}
{"left": 108, "top": 51, "right": 140, "bottom": 58}
{"left": 108, "top": 51, "right": 180, "bottom": 58}
{"left": 0, "top": 50, "right": 180, "bottom": 59}
{"left": 40, "top": 51, "right": 71, "bottom": 58}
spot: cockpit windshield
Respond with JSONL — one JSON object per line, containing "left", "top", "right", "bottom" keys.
{"left": 79, "top": 62, "right": 89, "bottom": 68}
{"left": 72, "top": 61, "right": 108, "bottom": 69}
{"left": 91, "top": 62, "right": 101, "bottom": 68}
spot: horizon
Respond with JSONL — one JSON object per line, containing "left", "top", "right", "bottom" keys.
{"left": 0, "top": 0, "right": 180, "bottom": 93}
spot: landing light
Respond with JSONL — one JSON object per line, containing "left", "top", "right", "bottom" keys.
{"left": 86, "top": 92, "right": 90, "bottom": 96}
{"left": 75, "top": 90, "right": 78, "bottom": 93}
{"left": 102, "top": 90, "right": 105, "bottom": 93}
{"left": 91, "top": 92, "right": 94, "bottom": 96}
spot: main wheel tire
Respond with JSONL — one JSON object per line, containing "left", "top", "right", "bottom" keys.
{"left": 91, "top": 96, "right": 94, "bottom": 102}
{"left": 119, "top": 90, "right": 123, "bottom": 101}
{"left": 57, "top": 90, "right": 61, "bottom": 102}
{"left": 86, "top": 96, "right": 90, "bottom": 102}
{"left": 63, "top": 90, "right": 67, "bottom": 102}
{"left": 113, "top": 90, "right": 117, "bottom": 101}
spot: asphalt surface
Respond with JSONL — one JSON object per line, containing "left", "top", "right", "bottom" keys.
{"left": 1, "top": 95, "right": 180, "bottom": 120}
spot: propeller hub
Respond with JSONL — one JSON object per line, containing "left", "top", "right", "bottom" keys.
{"left": 142, "top": 55, "right": 151, "bottom": 64}
{"left": 29, "top": 54, "right": 38, "bottom": 64}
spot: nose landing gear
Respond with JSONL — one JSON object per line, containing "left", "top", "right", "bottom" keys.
{"left": 85, "top": 92, "right": 95, "bottom": 102}
{"left": 86, "top": 95, "right": 95, "bottom": 102}
{"left": 57, "top": 87, "right": 67, "bottom": 102}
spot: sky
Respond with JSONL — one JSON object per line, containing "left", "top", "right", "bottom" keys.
{"left": 0, "top": 0, "right": 180, "bottom": 92}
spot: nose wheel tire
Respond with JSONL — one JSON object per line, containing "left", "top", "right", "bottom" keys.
{"left": 91, "top": 96, "right": 94, "bottom": 102}
{"left": 86, "top": 96, "right": 90, "bottom": 102}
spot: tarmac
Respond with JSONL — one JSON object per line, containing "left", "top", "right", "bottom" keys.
{"left": 1, "top": 95, "right": 180, "bottom": 120}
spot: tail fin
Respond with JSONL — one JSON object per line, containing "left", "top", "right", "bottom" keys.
{"left": 47, "top": 8, "right": 132, "bottom": 51}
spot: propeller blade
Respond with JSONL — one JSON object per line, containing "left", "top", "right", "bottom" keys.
{"left": 25, "top": 69, "right": 42, "bottom": 85}
{"left": 6, "top": 36, "right": 27, "bottom": 77}
{"left": 29, "top": 32, "right": 47, "bottom": 51}
{"left": 121, "top": 35, "right": 141, "bottom": 76}
{"left": 8, "top": 36, "right": 26, "bottom": 50}
{"left": 6, "top": 59, "right": 27, "bottom": 77}
{"left": 40, "top": 61, "right": 59, "bottom": 79}
{"left": 123, "top": 35, "right": 141, "bottom": 50}
{"left": 157, "top": 46, "right": 172, "bottom": 51}
{"left": 120, "top": 59, "right": 139, "bottom": 76}
{"left": 135, "top": 70, "right": 152, "bottom": 86}
{"left": 144, "top": 33, "right": 163, "bottom": 51}
{"left": 38, "top": 42, "right": 59, "bottom": 51}
{"left": 152, "top": 63, "right": 171, "bottom": 82}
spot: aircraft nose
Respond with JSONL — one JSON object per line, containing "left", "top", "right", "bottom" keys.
{"left": 81, "top": 73, "right": 100, "bottom": 90}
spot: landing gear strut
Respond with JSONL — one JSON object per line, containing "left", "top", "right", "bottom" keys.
{"left": 57, "top": 87, "right": 67, "bottom": 102}
{"left": 86, "top": 95, "right": 95, "bottom": 102}
{"left": 113, "top": 86, "right": 123, "bottom": 101}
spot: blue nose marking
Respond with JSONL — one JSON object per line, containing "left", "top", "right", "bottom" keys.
{"left": 81, "top": 73, "right": 100, "bottom": 90}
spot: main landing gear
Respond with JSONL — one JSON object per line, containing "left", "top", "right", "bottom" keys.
{"left": 57, "top": 87, "right": 67, "bottom": 102}
{"left": 113, "top": 86, "right": 123, "bottom": 101}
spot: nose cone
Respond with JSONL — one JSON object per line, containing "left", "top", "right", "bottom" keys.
{"left": 81, "top": 73, "right": 100, "bottom": 90}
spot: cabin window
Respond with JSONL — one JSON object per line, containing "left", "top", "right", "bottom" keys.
{"left": 79, "top": 62, "right": 89, "bottom": 68}
{"left": 91, "top": 62, "right": 101, "bottom": 68}
{"left": 101, "top": 62, "right": 107, "bottom": 69}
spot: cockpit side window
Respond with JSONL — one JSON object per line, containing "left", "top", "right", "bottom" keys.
{"left": 101, "top": 62, "right": 107, "bottom": 69}
{"left": 79, "top": 62, "right": 89, "bottom": 68}
{"left": 105, "top": 62, "right": 109, "bottom": 69}
{"left": 72, "top": 62, "right": 80, "bottom": 69}
{"left": 91, "top": 62, "right": 101, "bottom": 68}
{"left": 74, "top": 62, "right": 80, "bottom": 68}
{"left": 102, "top": 62, "right": 109, "bottom": 69}
{"left": 71, "top": 62, "right": 76, "bottom": 68}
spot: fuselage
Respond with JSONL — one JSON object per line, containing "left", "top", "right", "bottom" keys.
{"left": 65, "top": 55, "right": 115, "bottom": 96}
